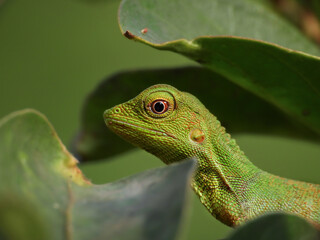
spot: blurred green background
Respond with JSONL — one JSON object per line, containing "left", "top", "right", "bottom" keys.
{"left": 0, "top": 0, "right": 319, "bottom": 239}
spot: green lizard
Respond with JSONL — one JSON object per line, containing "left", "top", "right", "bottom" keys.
{"left": 103, "top": 84, "right": 320, "bottom": 227}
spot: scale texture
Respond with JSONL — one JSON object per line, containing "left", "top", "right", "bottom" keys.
{"left": 104, "top": 84, "right": 320, "bottom": 227}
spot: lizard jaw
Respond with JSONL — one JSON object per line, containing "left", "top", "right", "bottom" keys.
{"left": 105, "top": 117, "right": 177, "bottom": 139}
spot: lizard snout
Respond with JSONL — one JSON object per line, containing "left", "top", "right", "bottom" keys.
{"left": 104, "top": 106, "right": 121, "bottom": 119}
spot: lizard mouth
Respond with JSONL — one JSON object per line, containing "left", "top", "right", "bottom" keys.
{"left": 105, "top": 117, "right": 177, "bottom": 139}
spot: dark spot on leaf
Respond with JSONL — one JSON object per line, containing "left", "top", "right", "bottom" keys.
{"left": 124, "top": 30, "right": 135, "bottom": 39}
{"left": 302, "top": 109, "right": 311, "bottom": 116}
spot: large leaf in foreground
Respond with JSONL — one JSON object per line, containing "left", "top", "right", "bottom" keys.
{"left": 72, "top": 67, "right": 319, "bottom": 162}
{"left": 119, "top": 0, "right": 320, "bottom": 55}
{"left": 119, "top": 0, "right": 320, "bottom": 135}
{"left": 0, "top": 109, "right": 194, "bottom": 240}
{"left": 228, "top": 213, "right": 320, "bottom": 240}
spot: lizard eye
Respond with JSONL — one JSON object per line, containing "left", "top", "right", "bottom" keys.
{"left": 151, "top": 100, "right": 169, "bottom": 114}
{"left": 144, "top": 90, "right": 175, "bottom": 118}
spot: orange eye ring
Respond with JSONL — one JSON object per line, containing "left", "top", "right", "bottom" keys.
{"left": 150, "top": 100, "right": 169, "bottom": 114}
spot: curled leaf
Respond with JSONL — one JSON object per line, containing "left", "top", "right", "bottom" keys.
{"left": 0, "top": 109, "right": 194, "bottom": 240}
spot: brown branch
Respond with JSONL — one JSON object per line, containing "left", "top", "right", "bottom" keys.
{"left": 270, "top": 0, "right": 320, "bottom": 45}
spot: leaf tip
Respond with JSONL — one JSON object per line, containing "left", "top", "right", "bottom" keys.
{"left": 123, "top": 30, "right": 136, "bottom": 40}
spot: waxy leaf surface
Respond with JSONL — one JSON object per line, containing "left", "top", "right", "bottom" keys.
{"left": 0, "top": 110, "right": 194, "bottom": 240}
{"left": 228, "top": 213, "right": 320, "bottom": 240}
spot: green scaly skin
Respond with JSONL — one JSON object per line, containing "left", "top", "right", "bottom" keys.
{"left": 103, "top": 84, "right": 320, "bottom": 227}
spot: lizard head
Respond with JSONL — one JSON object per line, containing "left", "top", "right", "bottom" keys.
{"left": 104, "top": 84, "right": 252, "bottom": 226}
{"left": 103, "top": 84, "right": 212, "bottom": 164}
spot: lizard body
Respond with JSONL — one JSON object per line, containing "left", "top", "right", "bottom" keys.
{"left": 104, "top": 84, "right": 320, "bottom": 227}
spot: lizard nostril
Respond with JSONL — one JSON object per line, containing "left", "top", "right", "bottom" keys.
{"left": 114, "top": 108, "right": 121, "bottom": 114}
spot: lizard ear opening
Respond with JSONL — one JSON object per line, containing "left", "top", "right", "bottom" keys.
{"left": 144, "top": 91, "right": 176, "bottom": 118}
{"left": 190, "top": 128, "right": 205, "bottom": 144}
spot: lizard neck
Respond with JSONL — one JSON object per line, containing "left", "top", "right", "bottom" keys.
{"left": 193, "top": 115, "right": 320, "bottom": 227}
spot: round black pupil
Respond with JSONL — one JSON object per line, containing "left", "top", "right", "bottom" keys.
{"left": 154, "top": 102, "right": 165, "bottom": 113}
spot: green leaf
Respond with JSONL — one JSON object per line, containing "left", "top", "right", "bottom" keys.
{"left": 72, "top": 67, "right": 319, "bottom": 162}
{"left": 227, "top": 213, "right": 320, "bottom": 240}
{"left": 78, "top": 0, "right": 119, "bottom": 3}
{"left": 0, "top": 109, "right": 194, "bottom": 240}
{"left": 119, "top": 0, "right": 320, "bottom": 55}
{"left": 118, "top": 0, "right": 320, "bottom": 136}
